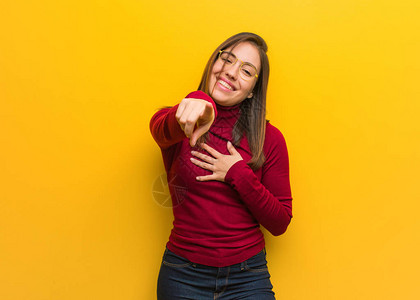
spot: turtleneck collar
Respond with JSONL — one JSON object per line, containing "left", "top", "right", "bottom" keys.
{"left": 212, "top": 102, "right": 241, "bottom": 128}
{"left": 215, "top": 101, "right": 241, "bottom": 111}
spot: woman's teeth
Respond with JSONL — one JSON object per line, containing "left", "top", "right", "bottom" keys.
{"left": 218, "top": 80, "right": 233, "bottom": 90}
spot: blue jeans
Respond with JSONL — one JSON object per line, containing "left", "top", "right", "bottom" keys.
{"left": 157, "top": 248, "right": 276, "bottom": 299}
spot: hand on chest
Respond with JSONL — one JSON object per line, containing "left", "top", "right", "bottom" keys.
{"left": 174, "top": 132, "right": 252, "bottom": 183}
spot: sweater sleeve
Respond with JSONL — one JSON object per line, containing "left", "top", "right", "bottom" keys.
{"left": 149, "top": 91, "right": 217, "bottom": 149}
{"left": 224, "top": 124, "right": 293, "bottom": 236}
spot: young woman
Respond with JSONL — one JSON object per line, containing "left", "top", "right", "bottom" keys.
{"left": 150, "top": 32, "right": 293, "bottom": 299}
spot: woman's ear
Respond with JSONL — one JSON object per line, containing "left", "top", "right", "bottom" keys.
{"left": 247, "top": 92, "right": 254, "bottom": 98}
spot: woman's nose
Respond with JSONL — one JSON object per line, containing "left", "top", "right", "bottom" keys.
{"left": 225, "top": 61, "right": 241, "bottom": 80}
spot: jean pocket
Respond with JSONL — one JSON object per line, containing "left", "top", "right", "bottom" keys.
{"left": 244, "top": 250, "right": 269, "bottom": 273}
{"left": 162, "top": 249, "right": 194, "bottom": 269}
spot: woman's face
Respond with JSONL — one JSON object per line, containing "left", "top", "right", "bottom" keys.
{"left": 208, "top": 42, "right": 261, "bottom": 107}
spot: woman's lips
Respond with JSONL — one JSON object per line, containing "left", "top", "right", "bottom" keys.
{"left": 217, "top": 78, "right": 235, "bottom": 91}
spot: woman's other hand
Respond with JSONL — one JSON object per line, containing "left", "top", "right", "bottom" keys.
{"left": 190, "top": 142, "right": 243, "bottom": 182}
{"left": 176, "top": 98, "right": 215, "bottom": 147}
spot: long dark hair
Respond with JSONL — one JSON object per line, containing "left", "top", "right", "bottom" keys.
{"left": 198, "top": 32, "right": 269, "bottom": 170}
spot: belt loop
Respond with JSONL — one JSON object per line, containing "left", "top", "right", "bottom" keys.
{"left": 240, "top": 260, "right": 246, "bottom": 271}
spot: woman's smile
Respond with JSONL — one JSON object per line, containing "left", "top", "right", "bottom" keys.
{"left": 216, "top": 77, "right": 236, "bottom": 91}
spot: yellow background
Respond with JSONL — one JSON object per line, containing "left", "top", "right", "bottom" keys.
{"left": 1, "top": 0, "right": 419, "bottom": 299}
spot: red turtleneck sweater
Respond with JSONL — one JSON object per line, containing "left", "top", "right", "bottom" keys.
{"left": 150, "top": 91, "right": 293, "bottom": 267}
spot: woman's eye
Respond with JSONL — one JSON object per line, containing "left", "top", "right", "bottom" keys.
{"left": 220, "top": 52, "right": 235, "bottom": 64}
{"left": 222, "top": 57, "right": 233, "bottom": 64}
{"left": 242, "top": 69, "right": 252, "bottom": 77}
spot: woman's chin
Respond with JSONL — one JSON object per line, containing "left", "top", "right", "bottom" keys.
{"left": 213, "top": 98, "right": 232, "bottom": 106}
{"left": 213, "top": 97, "right": 244, "bottom": 107}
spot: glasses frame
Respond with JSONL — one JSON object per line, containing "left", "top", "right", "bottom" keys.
{"left": 217, "top": 50, "right": 259, "bottom": 81}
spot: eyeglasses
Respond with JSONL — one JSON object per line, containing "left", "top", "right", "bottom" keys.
{"left": 217, "top": 50, "right": 259, "bottom": 81}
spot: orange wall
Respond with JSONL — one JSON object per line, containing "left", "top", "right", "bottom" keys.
{"left": 1, "top": 0, "right": 419, "bottom": 299}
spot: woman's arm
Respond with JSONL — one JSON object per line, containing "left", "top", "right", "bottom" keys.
{"left": 224, "top": 124, "right": 293, "bottom": 236}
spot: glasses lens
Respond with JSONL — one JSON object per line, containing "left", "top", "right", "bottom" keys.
{"left": 240, "top": 64, "right": 257, "bottom": 79}
{"left": 219, "top": 51, "right": 236, "bottom": 65}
